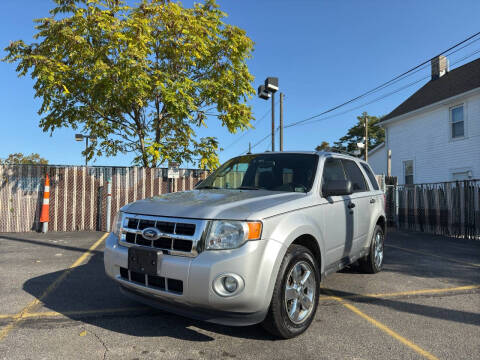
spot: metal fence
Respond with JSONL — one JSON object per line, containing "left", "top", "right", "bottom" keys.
{"left": 0, "top": 165, "right": 209, "bottom": 233}
{"left": 385, "top": 180, "right": 480, "bottom": 239}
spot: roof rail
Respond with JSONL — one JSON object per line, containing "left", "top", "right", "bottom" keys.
{"left": 318, "top": 148, "right": 360, "bottom": 158}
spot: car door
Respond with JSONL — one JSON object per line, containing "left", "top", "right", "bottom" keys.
{"left": 321, "top": 157, "right": 354, "bottom": 266}
{"left": 341, "top": 159, "right": 372, "bottom": 256}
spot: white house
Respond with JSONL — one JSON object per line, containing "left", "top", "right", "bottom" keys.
{"left": 369, "top": 56, "right": 480, "bottom": 184}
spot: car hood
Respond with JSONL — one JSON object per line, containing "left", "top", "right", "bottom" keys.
{"left": 121, "top": 189, "right": 308, "bottom": 220}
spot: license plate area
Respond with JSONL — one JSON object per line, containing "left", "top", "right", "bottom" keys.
{"left": 128, "top": 247, "right": 158, "bottom": 276}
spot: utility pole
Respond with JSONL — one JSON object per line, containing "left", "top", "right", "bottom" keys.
{"left": 248, "top": 142, "right": 252, "bottom": 154}
{"left": 75, "top": 134, "right": 96, "bottom": 169}
{"left": 85, "top": 137, "right": 89, "bottom": 167}
{"left": 271, "top": 92, "right": 275, "bottom": 151}
{"left": 364, "top": 114, "right": 368, "bottom": 161}
{"left": 279, "top": 93, "right": 284, "bottom": 151}
{"left": 387, "top": 149, "right": 392, "bottom": 177}
{"left": 258, "top": 77, "right": 278, "bottom": 152}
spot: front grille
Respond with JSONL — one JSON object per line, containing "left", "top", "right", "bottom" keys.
{"left": 119, "top": 267, "right": 182, "bottom": 294}
{"left": 175, "top": 223, "right": 195, "bottom": 236}
{"left": 119, "top": 214, "right": 205, "bottom": 257}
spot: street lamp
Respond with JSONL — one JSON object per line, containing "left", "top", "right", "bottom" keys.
{"left": 75, "top": 134, "right": 97, "bottom": 168}
{"left": 257, "top": 77, "right": 279, "bottom": 151}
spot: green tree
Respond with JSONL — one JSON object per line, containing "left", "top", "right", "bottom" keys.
{"left": 1, "top": 153, "right": 49, "bottom": 165}
{"left": 332, "top": 112, "right": 384, "bottom": 157}
{"left": 315, "top": 141, "right": 330, "bottom": 151}
{"left": 3, "top": 0, "right": 255, "bottom": 169}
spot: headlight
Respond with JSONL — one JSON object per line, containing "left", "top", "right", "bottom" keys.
{"left": 112, "top": 211, "right": 124, "bottom": 237}
{"left": 205, "top": 220, "right": 262, "bottom": 250}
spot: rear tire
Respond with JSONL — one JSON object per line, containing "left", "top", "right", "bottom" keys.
{"left": 262, "top": 244, "right": 320, "bottom": 339}
{"left": 359, "top": 225, "right": 384, "bottom": 274}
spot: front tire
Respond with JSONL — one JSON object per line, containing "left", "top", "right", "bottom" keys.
{"left": 262, "top": 244, "right": 320, "bottom": 339}
{"left": 359, "top": 225, "right": 384, "bottom": 273}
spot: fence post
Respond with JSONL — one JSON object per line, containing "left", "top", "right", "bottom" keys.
{"left": 105, "top": 169, "right": 112, "bottom": 232}
{"left": 395, "top": 185, "right": 399, "bottom": 229}
{"left": 97, "top": 184, "right": 103, "bottom": 231}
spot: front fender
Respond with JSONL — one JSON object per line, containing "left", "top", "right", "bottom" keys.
{"left": 263, "top": 210, "right": 326, "bottom": 276}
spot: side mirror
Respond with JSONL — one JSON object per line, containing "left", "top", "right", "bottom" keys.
{"left": 323, "top": 180, "right": 353, "bottom": 197}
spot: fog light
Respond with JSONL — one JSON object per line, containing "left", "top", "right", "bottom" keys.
{"left": 223, "top": 276, "right": 238, "bottom": 293}
{"left": 213, "top": 273, "right": 245, "bottom": 297}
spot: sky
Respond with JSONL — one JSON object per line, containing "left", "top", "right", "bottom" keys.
{"left": 1, "top": 0, "right": 480, "bottom": 167}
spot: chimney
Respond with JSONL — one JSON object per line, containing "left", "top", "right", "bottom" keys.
{"left": 431, "top": 55, "right": 449, "bottom": 80}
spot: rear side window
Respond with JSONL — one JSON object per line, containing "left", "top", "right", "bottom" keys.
{"left": 361, "top": 163, "right": 379, "bottom": 190}
{"left": 342, "top": 160, "right": 368, "bottom": 192}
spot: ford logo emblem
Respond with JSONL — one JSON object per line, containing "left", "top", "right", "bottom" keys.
{"left": 142, "top": 227, "right": 161, "bottom": 241}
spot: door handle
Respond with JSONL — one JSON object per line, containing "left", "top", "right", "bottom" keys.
{"left": 347, "top": 202, "right": 356, "bottom": 209}
{"left": 370, "top": 198, "right": 376, "bottom": 204}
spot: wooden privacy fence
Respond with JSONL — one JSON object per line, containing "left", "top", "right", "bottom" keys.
{"left": 0, "top": 165, "right": 209, "bottom": 233}
{"left": 385, "top": 179, "right": 480, "bottom": 239}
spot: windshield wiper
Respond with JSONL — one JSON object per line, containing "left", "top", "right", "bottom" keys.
{"left": 197, "top": 185, "right": 220, "bottom": 189}
{"left": 237, "top": 186, "right": 260, "bottom": 190}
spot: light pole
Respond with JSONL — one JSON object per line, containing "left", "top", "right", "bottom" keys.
{"left": 75, "top": 133, "right": 97, "bottom": 168}
{"left": 258, "top": 77, "right": 279, "bottom": 152}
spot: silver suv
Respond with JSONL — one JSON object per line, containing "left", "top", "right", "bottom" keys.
{"left": 104, "top": 151, "right": 386, "bottom": 338}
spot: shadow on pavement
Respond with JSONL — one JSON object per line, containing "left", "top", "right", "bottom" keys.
{"left": 323, "top": 287, "right": 480, "bottom": 327}
{"left": 22, "top": 252, "right": 275, "bottom": 342}
{"left": 0, "top": 234, "right": 102, "bottom": 255}
{"left": 382, "top": 231, "right": 480, "bottom": 285}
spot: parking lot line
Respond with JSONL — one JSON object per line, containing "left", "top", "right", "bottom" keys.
{"left": 325, "top": 291, "right": 439, "bottom": 360}
{"left": 0, "top": 232, "right": 108, "bottom": 341}
{"left": 385, "top": 244, "right": 480, "bottom": 267}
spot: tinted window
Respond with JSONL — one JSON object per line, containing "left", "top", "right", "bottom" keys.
{"left": 322, "top": 158, "right": 346, "bottom": 183}
{"left": 342, "top": 160, "right": 367, "bottom": 192}
{"left": 361, "top": 163, "right": 379, "bottom": 190}
{"left": 322, "top": 158, "right": 346, "bottom": 195}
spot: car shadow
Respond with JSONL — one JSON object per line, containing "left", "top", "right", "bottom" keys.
{"left": 22, "top": 252, "right": 276, "bottom": 342}
{"left": 338, "top": 230, "right": 480, "bottom": 285}
{"left": 322, "top": 287, "right": 480, "bottom": 327}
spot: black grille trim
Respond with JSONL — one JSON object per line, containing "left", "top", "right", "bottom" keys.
{"left": 119, "top": 267, "right": 182, "bottom": 294}
{"left": 175, "top": 223, "right": 195, "bottom": 236}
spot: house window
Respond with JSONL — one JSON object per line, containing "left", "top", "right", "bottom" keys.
{"left": 452, "top": 171, "right": 470, "bottom": 181}
{"left": 450, "top": 105, "right": 464, "bottom": 138}
{"left": 451, "top": 168, "right": 472, "bottom": 181}
{"left": 403, "top": 160, "right": 414, "bottom": 185}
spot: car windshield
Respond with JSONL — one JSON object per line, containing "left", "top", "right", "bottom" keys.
{"left": 197, "top": 153, "right": 318, "bottom": 192}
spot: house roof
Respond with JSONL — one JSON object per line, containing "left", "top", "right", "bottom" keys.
{"left": 367, "top": 142, "right": 385, "bottom": 156}
{"left": 381, "top": 57, "right": 480, "bottom": 122}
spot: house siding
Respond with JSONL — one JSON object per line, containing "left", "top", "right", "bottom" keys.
{"left": 385, "top": 90, "right": 480, "bottom": 184}
{"left": 368, "top": 145, "right": 387, "bottom": 175}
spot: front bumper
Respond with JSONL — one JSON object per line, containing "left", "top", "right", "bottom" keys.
{"left": 103, "top": 233, "right": 284, "bottom": 325}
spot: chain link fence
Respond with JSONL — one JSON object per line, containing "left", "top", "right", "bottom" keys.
{"left": 0, "top": 165, "right": 209, "bottom": 233}
{"left": 385, "top": 180, "right": 480, "bottom": 239}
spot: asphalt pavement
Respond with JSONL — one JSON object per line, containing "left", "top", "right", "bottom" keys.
{"left": 0, "top": 230, "right": 478, "bottom": 360}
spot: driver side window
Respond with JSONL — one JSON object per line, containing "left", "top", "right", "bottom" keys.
{"left": 322, "top": 158, "right": 346, "bottom": 194}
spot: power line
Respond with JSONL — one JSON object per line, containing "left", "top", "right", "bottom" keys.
{"left": 237, "top": 33, "right": 480, "bottom": 155}
{"left": 242, "top": 46, "right": 480, "bottom": 154}
{"left": 286, "top": 47, "right": 480, "bottom": 129}
{"left": 284, "top": 31, "right": 480, "bottom": 129}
